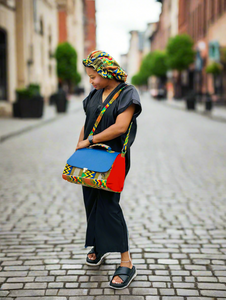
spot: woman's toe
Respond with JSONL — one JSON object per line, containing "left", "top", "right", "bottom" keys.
{"left": 112, "top": 276, "right": 123, "bottom": 284}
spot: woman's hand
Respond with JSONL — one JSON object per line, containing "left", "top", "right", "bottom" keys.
{"left": 75, "top": 139, "right": 90, "bottom": 151}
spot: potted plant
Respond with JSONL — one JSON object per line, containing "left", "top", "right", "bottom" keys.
{"left": 54, "top": 42, "right": 81, "bottom": 112}
{"left": 13, "top": 83, "right": 44, "bottom": 118}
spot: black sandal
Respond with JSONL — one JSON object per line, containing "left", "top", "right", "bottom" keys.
{"left": 86, "top": 247, "right": 109, "bottom": 266}
{"left": 109, "top": 264, "right": 137, "bottom": 289}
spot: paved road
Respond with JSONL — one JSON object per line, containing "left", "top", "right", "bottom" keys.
{"left": 1, "top": 94, "right": 226, "bottom": 300}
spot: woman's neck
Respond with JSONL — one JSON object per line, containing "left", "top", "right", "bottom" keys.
{"left": 103, "top": 80, "right": 120, "bottom": 92}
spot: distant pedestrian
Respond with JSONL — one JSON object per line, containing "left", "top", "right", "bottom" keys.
{"left": 76, "top": 50, "right": 142, "bottom": 289}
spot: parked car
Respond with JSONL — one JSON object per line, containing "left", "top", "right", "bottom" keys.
{"left": 150, "top": 88, "right": 166, "bottom": 99}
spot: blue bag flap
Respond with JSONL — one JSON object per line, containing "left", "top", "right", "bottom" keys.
{"left": 67, "top": 148, "right": 120, "bottom": 173}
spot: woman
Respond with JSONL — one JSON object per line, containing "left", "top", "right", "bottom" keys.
{"left": 76, "top": 50, "right": 141, "bottom": 289}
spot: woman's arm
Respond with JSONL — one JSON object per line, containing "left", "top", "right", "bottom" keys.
{"left": 76, "top": 104, "right": 135, "bottom": 150}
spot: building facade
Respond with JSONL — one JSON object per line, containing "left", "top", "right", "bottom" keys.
{"left": 126, "top": 30, "right": 144, "bottom": 83}
{"left": 0, "top": 0, "right": 96, "bottom": 109}
{"left": 0, "top": 0, "right": 58, "bottom": 104}
{"left": 179, "top": 0, "right": 226, "bottom": 100}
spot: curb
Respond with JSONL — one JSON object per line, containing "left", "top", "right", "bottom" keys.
{"left": 161, "top": 99, "right": 226, "bottom": 124}
{"left": 0, "top": 106, "right": 82, "bottom": 144}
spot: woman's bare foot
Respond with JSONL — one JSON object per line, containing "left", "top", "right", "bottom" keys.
{"left": 112, "top": 251, "right": 133, "bottom": 284}
{"left": 88, "top": 253, "right": 96, "bottom": 260}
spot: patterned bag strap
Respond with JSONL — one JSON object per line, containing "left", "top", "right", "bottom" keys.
{"left": 88, "top": 84, "right": 133, "bottom": 156}
{"left": 121, "top": 122, "right": 133, "bottom": 157}
{"left": 89, "top": 85, "right": 127, "bottom": 136}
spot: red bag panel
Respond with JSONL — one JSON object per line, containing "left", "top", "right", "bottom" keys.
{"left": 106, "top": 154, "right": 125, "bottom": 192}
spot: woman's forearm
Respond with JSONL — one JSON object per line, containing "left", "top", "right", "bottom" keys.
{"left": 92, "top": 123, "right": 126, "bottom": 144}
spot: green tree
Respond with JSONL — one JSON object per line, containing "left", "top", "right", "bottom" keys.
{"left": 148, "top": 51, "right": 167, "bottom": 78}
{"left": 131, "top": 51, "right": 167, "bottom": 87}
{"left": 166, "top": 34, "right": 195, "bottom": 71}
{"left": 131, "top": 72, "right": 147, "bottom": 86}
{"left": 55, "top": 42, "right": 81, "bottom": 90}
{"left": 166, "top": 34, "right": 195, "bottom": 97}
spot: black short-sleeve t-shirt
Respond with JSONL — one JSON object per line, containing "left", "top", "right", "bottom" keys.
{"left": 83, "top": 82, "right": 142, "bottom": 174}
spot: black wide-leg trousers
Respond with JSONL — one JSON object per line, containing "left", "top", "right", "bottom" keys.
{"left": 82, "top": 186, "right": 129, "bottom": 255}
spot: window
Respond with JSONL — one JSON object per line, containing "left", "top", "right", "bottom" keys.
{"left": 218, "top": 0, "right": 223, "bottom": 16}
{"left": 203, "top": 0, "right": 207, "bottom": 35}
{"left": 210, "top": 0, "right": 215, "bottom": 22}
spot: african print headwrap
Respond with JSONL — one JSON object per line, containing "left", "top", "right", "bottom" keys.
{"left": 83, "top": 50, "right": 127, "bottom": 82}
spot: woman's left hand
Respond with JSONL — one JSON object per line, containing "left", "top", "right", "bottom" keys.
{"left": 76, "top": 139, "right": 90, "bottom": 151}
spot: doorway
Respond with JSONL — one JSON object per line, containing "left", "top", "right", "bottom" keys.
{"left": 0, "top": 28, "right": 7, "bottom": 100}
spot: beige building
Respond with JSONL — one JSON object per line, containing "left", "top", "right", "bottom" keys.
{"left": 0, "top": 0, "right": 59, "bottom": 104}
{"left": 126, "top": 30, "right": 144, "bottom": 83}
{"left": 0, "top": 0, "right": 86, "bottom": 111}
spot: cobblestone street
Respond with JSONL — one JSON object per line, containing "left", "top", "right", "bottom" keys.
{"left": 1, "top": 94, "right": 226, "bottom": 300}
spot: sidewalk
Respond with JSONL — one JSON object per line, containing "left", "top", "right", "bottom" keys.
{"left": 163, "top": 97, "right": 226, "bottom": 123}
{"left": 0, "top": 95, "right": 83, "bottom": 143}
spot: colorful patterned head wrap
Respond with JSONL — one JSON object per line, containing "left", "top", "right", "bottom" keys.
{"left": 83, "top": 50, "right": 127, "bottom": 82}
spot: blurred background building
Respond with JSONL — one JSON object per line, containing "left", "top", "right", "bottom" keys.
{"left": 122, "top": 0, "right": 226, "bottom": 104}
{"left": 0, "top": 0, "right": 96, "bottom": 108}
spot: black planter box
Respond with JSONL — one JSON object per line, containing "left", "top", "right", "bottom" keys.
{"left": 185, "top": 98, "right": 196, "bottom": 110}
{"left": 54, "top": 90, "right": 68, "bottom": 113}
{"left": 13, "top": 96, "right": 44, "bottom": 118}
{"left": 205, "top": 100, "right": 213, "bottom": 111}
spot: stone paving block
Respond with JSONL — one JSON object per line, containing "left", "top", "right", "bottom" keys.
{"left": 80, "top": 282, "right": 98, "bottom": 288}
{"left": 48, "top": 282, "right": 64, "bottom": 288}
{"left": 15, "top": 298, "right": 67, "bottom": 300}
{"left": 1, "top": 283, "right": 23, "bottom": 289}
{"left": 78, "top": 276, "right": 89, "bottom": 282}
{"left": 152, "top": 282, "right": 167, "bottom": 288}
{"left": 69, "top": 297, "right": 94, "bottom": 300}
{"left": 198, "top": 282, "right": 226, "bottom": 289}
{"left": 200, "top": 290, "right": 226, "bottom": 297}
{"left": 58, "top": 289, "right": 88, "bottom": 296}
{"left": 7, "top": 276, "right": 35, "bottom": 282}
{"left": 28, "top": 271, "right": 48, "bottom": 276}
{"left": 149, "top": 276, "right": 171, "bottom": 282}
{"left": 46, "top": 265, "right": 61, "bottom": 270}
{"left": 132, "top": 288, "right": 158, "bottom": 295}
{"left": 94, "top": 296, "right": 119, "bottom": 300}
{"left": 0, "top": 290, "right": 9, "bottom": 297}
{"left": 121, "top": 296, "right": 145, "bottom": 300}
{"left": 64, "top": 283, "right": 79, "bottom": 288}
{"left": 24, "top": 282, "right": 48, "bottom": 289}
{"left": 89, "top": 289, "right": 104, "bottom": 295}
{"left": 1, "top": 260, "right": 23, "bottom": 266}
{"left": 35, "top": 276, "right": 55, "bottom": 282}
{"left": 173, "top": 282, "right": 195, "bottom": 288}
{"left": 160, "top": 289, "right": 175, "bottom": 295}
{"left": 197, "top": 276, "right": 218, "bottom": 282}
{"left": 45, "top": 289, "right": 58, "bottom": 296}
{"left": 50, "top": 270, "right": 66, "bottom": 275}
{"left": 158, "top": 259, "right": 179, "bottom": 264}
{"left": 130, "top": 281, "right": 152, "bottom": 287}
{"left": 9, "top": 289, "right": 45, "bottom": 297}
{"left": 90, "top": 276, "right": 109, "bottom": 282}
{"left": 219, "top": 277, "right": 226, "bottom": 282}
{"left": 177, "top": 289, "right": 199, "bottom": 296}
{"left": 0, "top": 271, "right": 28, "bottom": 277}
